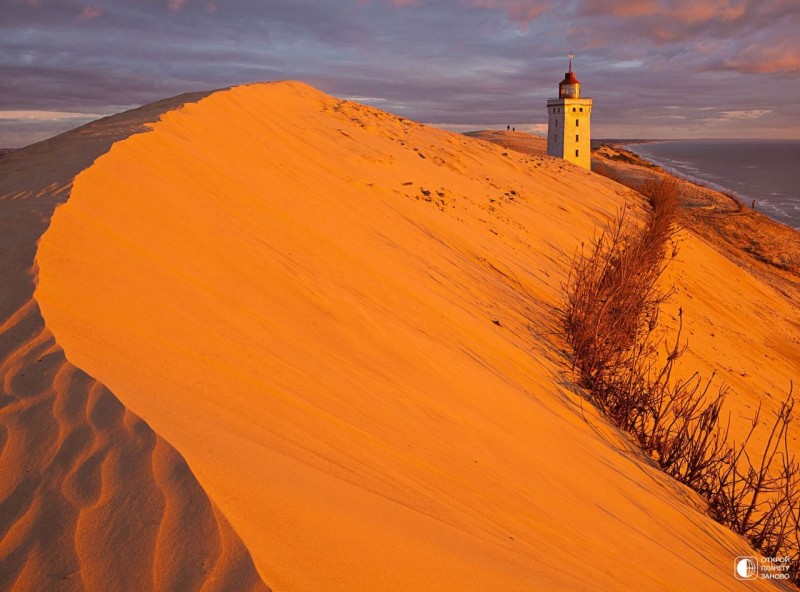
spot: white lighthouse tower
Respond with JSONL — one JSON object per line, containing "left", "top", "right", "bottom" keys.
{"left": 547, "top": 53, "right": 592, "bottom": 170}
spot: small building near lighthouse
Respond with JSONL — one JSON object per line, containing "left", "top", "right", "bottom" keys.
{"left": 547, "top": 54, "right": 592, "bottom": 170}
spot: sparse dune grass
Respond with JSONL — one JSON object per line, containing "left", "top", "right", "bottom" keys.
{"left": 564, "top": 177, "right": 800, "bottom": 586}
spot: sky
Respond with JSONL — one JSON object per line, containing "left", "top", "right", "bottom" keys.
{"left": 2, "top": 0, "right": 800, "bottom": 147}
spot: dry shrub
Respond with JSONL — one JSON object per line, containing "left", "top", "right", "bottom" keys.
{"left": 563, "top": 178, "right": 800, "bottom": 585}
{"left": 564, "top": 178, "right": 678, "bottom": 395}
{"left": 709, "top": 388, "right": 800, "bottom": 582}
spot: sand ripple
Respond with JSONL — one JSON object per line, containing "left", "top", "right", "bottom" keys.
{"left": 0, "top": 96, "right": 268, "bottom": 591}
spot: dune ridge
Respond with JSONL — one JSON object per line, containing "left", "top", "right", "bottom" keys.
{"left": 464, "top": 129, "right": 547, "bottom": 158}
{"left": 0, "top": 97, "right": 268, "bottom": 591}
{"left": 32, "top": 81, "right": 798, "bottom": 590}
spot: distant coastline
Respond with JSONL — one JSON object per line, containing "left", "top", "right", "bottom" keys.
{"left": 619, "top": 139, "right": 800, "bottom": 230}
{"left": 594, "top": 138, "right": 662, "bottom": 146}
{"left": 591, "top": 141, "right": 800, "bottom": 310}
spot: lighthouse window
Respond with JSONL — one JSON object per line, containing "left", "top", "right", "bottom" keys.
{"left": 576, "top": 134, "right": 579, "bottom": 142}
{"left": 580, "top": 107, "right": 584, "bottom": 112}
{"left": 555, "top": 120, "right": 558, "bottom": 127}
{"left": 575, "top": 149, "right": 580, "bottom": 157}
{"left": 572, "top": 107, "right": 576, "bottom": 112}
{"left": 576, "top": 119, "right": 580, "bottom": 127}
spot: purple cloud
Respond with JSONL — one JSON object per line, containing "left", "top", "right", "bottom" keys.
{"left": 1, "top": 0, "right": 798, "bottom": 146}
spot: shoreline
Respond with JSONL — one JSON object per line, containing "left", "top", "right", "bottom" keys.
{"left": 619, "top": 140, "right": 800, "bottom": 231}
{"left": 606, "top": 142, "right": 747, "bottom": 212}
{"left": 592, "top": 141, "right": 800, "bottom": 303}
{"left": 620, "top": 141, "right": 748, "bottom": 207}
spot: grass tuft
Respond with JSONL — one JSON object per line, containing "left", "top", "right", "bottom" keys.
{"left": 563, "top": 178, "right": 799, "bottom": 585}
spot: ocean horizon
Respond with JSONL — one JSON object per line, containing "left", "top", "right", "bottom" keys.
{"left": 622, "top": 139, "right": 800, "bottom": 230}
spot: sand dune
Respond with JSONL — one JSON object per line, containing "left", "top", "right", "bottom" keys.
{"left": 29, "top": 81, "right": 798, "bottom": 590}
{"left": 588, "top": 144, "right": 800, "bottom": 443}
{"left": 0, "top": 97, "right": 267, "bottom": 591}
{"left": 593, "top": 143, "right": 800, "bottom": 295}
{"left": 464, "top": 129, "right": 547, "bottom": 157}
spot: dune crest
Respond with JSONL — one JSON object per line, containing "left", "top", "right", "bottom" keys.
{"left": 0, "top": 97, "right": 268, "bottom": 591}
{"left": 31, "top": 81, "right": 797, "bottom": 590}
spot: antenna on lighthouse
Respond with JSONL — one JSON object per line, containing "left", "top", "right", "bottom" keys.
{"left": 568, "top": 52, "right": 574, "bottom": 72}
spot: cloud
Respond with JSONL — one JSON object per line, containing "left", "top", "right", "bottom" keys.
{"left": 167, "top": 0, "right": 188, "bottom": 14}
{"left": 466, "top": 0, "right": 553, "bottom": 27}
{"left": 80, "top": 5, "right": 102, "bottom": 19}
{"left": 2, "top": 0, "right": 800, "bottom": 145}
{"left": 647, "top": 114, "right": 687, "bottom": 120}
{"left": 720, "top": 109, "right": 772, "bottom": 119}
{"left": 571, "top": 0, "right": 800, "bottom": 64}
{"left": 0, "top": 109, "right": 108, "bottom": 148}
{"left": 577, "top": 0, "right": 748, "bottom": 24}
{"left": 342, "top": 96, "right": 387, "bottom": 103}
{"left": 578, "top": 0, "right": 658, "bottom": 18}
{"left": 0, "top": 110, "right": 106, "bottom": 120}
{"left": 720, "top": 42, "right": 800, "bottom": 74}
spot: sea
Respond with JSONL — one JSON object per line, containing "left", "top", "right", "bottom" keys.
{"left": 622, "top": 140, "right": 800, "bottom": 230}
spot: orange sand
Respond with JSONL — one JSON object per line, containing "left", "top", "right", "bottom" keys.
{"left": 17, "top": 81, "right": 799, "bottom": 590}
{"left": 464, "top": 129, "right": 547, "bottom": 157}
{"left": 0, "top": 95, "right": 267, "bottom": 591}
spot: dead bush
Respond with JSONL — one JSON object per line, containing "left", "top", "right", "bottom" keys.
{"left": 563, "top": 178, "right": 799, "bottom": 586}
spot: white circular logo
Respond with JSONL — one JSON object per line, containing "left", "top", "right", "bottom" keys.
{"left": 736, "top": 557, "right": 758, "bottom": 579}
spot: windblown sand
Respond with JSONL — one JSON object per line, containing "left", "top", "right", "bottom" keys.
{"left": 3, "top": 81, "right": 797, "bottom": 590}
{"left": 464, "top": 129, "right": 547, "bottom": 158}
{"left": 0, "top": 93, "right": 267, "bottom": 591}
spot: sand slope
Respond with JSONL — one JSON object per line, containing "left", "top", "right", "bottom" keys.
{"left": 472, "top": 138, "right": 800, "bottom": 448}
{"left": 464, "top": 129, "right": 547, "bottom": 158}
{"left": 0, "top": 98, "right": 268, "bottom": 591}
{"left": 588, "top": 145, "right": 800, "bottom": 441}
{"left": 33, "top": 82, "right": 796, "bottom": 590}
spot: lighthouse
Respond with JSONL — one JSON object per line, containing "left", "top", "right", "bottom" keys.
{"left": 547, "top": 53, "right": 592, "bottom": 170}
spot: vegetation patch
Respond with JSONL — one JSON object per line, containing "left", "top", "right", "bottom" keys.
{"left": 563, "top": 178, "right": 799, "bottom": 586}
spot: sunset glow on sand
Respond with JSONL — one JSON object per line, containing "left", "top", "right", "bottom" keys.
{"left": 2, "top": 2, "right": 800, "bottom": 591}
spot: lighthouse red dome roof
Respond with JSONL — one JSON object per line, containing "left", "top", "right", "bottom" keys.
{"left": 560, "top": 70, "right": 580, "bottom": 85}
